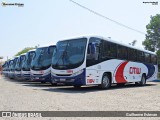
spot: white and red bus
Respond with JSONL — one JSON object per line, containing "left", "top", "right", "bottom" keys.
{"left": 51, "top": 36, "right": 158, "bottom": 89}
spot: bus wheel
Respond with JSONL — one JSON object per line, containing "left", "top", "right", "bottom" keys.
{"left": 139, "top": 74, "right": 146, "bottom": 86}
{"left": 136, "top": 74, "right": 146, "bottom": 86}
{"left": 99, "top": 73, "right": 111, "bottom": 89}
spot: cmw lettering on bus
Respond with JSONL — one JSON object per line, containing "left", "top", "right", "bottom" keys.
{"left": 129, "top": 67, "right": 141, "bottom": 74}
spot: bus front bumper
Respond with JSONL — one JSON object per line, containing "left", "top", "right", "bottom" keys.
{"left": 22, "top": 74, "right": 30, "bottom": 80}
{"left": 51, "top": 70, "right": 86, "bottom": 86}
{"left": 15, "top": 74, "right": 23, "bottom": 80}
{"left": 30, "top": 73, "right": 51, "bottom": 82}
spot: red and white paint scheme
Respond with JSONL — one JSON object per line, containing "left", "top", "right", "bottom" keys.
{"left": 51, "top": 36, "right": 158, "bottom": 89}
{"left": 86, "top": 60, "right": 157, "bottom": 85}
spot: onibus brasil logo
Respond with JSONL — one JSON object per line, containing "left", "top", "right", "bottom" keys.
{"left": 1, "top": 1, "right": 6, "bottom": 6}
{"left": 1, "top": 1, "right": 24, "bottom": 7}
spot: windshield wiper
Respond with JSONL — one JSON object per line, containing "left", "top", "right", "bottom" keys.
{"left": 62, "top": 50, "right": 72, "bottom": 66}
{"left": 55, "top": 41, "right": 69, "bottom": 67}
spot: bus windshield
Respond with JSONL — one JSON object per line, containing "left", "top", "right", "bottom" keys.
{"left": 22, "top": 51, "right": 35, "bottom": 71}
{"left": 31, "top": 46, "right": 55, "bottom": 70}
{"left": 15, "top": 56, "right": 25, "bottom": 71}
{"left": 52, "top": 38, "right": 87, "bottom": 70}
{"left": 9, "top": 60, "right": 14, "bottom": 70}
{"left": 13, "top": 58, "right": 18, "bottom": 70}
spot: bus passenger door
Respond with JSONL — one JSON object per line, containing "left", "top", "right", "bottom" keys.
{"left": 86, "top": 38, "right": 101, "bottom": 84}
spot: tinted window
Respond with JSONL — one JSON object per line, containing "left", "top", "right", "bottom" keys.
{"left": 128, "top": 48, "right": 137, "bottom": 61}
{"left": 145, "top": 53, "right": 151, "bottom": 63}
{"left": 86, "top": 37, "right": 102, "bottom": 67}
{"left": 117, "top": 45, "right": 128, "bottom": 60}
{"left": 137, "top": 51, "right": 145, "bottom": 62}
{"left": 110, "top": 42, "right": 117, "bottom": 58}
{"left": 102, "top": 41, "right": 117, "bottom": 58}
{"left": 151, "top": 54, "right": 157, "bottom": 64}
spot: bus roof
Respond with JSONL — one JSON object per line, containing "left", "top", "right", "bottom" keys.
{"left": 14, "top": 56, "right": 19, "bottom": 58}
{"left": 20, "top": 53, "right": 26, "bottom": 56}
{"left": 38, "top": 44, "right": 56, "bottom": 48}
{"left": 58, "top": 36, "right": 156, "bottom": 55}
{"left": 28, "top": 49, "right": 36, "bottom": 52}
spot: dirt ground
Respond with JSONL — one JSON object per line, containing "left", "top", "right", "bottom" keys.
{"left": 0, "top": 75, "right": 160, "bottom": 120}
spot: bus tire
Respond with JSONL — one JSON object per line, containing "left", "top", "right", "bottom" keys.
{"left": 139, "top": 74, "right": 146, "bottom": 86}
{"left": 99, "top": 73, "right": 111, "bottom": 89}
{"left": 136, "top": 74, "right": 146, "bottom": 86}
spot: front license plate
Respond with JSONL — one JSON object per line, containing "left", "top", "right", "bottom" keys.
{"left": 35, "top": 77, "right": 39, "bottom": 79}
{"left": 60, "top": 79, "right": 66, "bottom": 82}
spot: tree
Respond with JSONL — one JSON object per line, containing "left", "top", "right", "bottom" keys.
{"left": 15, "top": 47, "right": 35, "bottom": 56}
{"left": 143, "top": 14, "right": 160, "bottom": 52}
{"left": 143, "top": 14, "right": 160, "bottom": 72}
{"left": 15, "top": 44, "right": 40, "bottom": 56}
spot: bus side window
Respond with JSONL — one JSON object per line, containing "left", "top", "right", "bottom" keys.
{"left": 151, "top": 54, "right": 157, "bottom": 65}
{"left": 128, "top": 48, "right": 137, "bottom": 61}
{"left": 145, "top": 52, "right": 151, "bottom": 63}
{"left": 87, "top": 43, "right": 99, "bottom": 60}
{"left": 87, "top": 43, "right": 92, "bottom": 59}
{"left": 137, "top": 51, "right": 145, "bottom": 62}
{"left": 86, "top": 37, "right": 102, "bottom": 67}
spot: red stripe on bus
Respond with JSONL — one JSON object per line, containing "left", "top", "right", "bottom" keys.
{"left": 115, "top": 61, "right": 128, "bottom": 83}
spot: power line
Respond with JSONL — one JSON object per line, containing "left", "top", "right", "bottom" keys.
{"left": 69, "top": 0, "right": 146, "bottom": 35}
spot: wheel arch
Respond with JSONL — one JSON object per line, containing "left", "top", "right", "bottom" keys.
{"left": 102, "top": 72, "right": 112, "bottom": 83}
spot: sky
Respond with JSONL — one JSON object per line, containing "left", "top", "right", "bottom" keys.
{"left": 0, "top": 0, "right": 160, "bottom": 61}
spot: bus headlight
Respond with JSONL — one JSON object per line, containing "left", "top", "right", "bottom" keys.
{"left": 71, "top": 69, "right": 83, "bottom": 77}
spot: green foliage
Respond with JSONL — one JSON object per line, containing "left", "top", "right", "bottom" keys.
{"left": 143, "top": 14, "right": 160, "bottom": 52}
{"left": 15, "top": 47, "right": 35, "bottom": 56}
{"left": 143, "top": 14, "right": 160, "bottom": 70}
{"left": 15, "top": 45, "right": 39, "bottom": 56}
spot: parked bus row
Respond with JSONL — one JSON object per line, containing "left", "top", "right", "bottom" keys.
{"left": 1, "top": 36, "right": 158, "bottom": 89}
{"left": 2, "top": 45, "right": 56, "bottom": 85}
